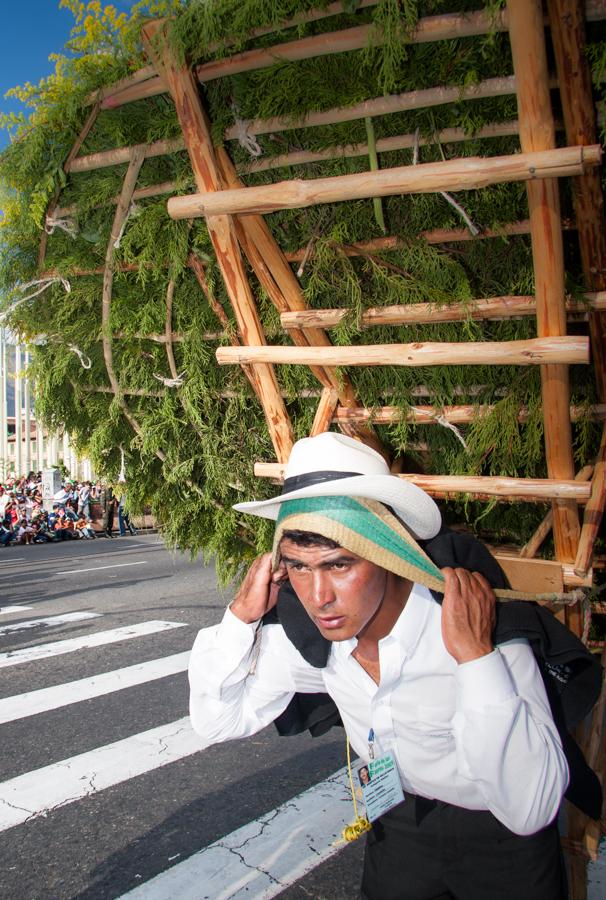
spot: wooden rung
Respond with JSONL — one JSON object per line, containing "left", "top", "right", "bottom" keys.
{"left": 310, "top": 388, "right": 339, "bottom": 435}
{"left": 216, "top": 336, "right": 589, "bottom": 368}
{"left": 280, "top": 294, "right": 606, "bottom": 329}
{"left": 332, "top": 404, "right": 606, "bottom": 425}
{"left": 253, "top": 463, "right": 592, "bottom": 502}
{"left": 168, "top": 146, "right": 602, "bottom": 220}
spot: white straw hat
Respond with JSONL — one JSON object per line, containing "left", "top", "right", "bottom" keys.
{"left": 233, "top": 432, "right": 441, "bottom": 540}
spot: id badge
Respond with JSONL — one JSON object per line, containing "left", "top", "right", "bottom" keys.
{"left": 357, "top": 752, "right": 404, "bottom": 822}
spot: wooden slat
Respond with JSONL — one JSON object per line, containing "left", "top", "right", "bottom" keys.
{"left": 167, "top": 145, "right": 601, "bottom": 219}
{"left": 216, "top": 336, "right": 589, "bottom": 367}
{"left": 332, "top": 405, "right": 606, "bottom": 426}
{"left": 239, "top": 121, "right": 522, "bottom": 175}
{"left": 141, "top": 20, "right": 294, "bottom": 464}
{"left": 280, "top": 294, "right": 606, "bottom": 329}
{"left": 253, "top": 463, "right": 592, "bottom": 502}
{"left": 507, "top": 0, "right": 581, "bottom": 566}
{"left": 284, "top": 220, "right": 576, "bottom": 261}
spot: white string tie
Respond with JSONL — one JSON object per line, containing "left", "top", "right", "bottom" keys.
{"left": 438, "top": 191, "right": 480, "bottom": 236}
{"left": 436, "top": 414, "right": 468, "bottom": 451}
{"left": 114, "top": 202, "right": 140, "bottom": 249}
{"left": 45, "top": 214, "right": 78, "bottom": 238}
{"left": 68, "top": 344, "right": 91, "bottom": 369}
{"left": 412, "top": 132, "right": 479, "bottom": 236}
{"left": 232, "top": 118, "right": 263, "bottom": 157}
{"left": 152, "top": 371, "right": 186, "bottom": 387}
{"left": 0, "top": 277, "right": 71, "bottom": 323}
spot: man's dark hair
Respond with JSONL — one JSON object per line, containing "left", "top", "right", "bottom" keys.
{"left": 280, "top": 529, "right": 341, "bottom": 550}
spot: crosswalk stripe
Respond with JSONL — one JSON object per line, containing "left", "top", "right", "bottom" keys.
{"left": 118, "top": 766, "right": 353, "bottom": 900}
{"left": 0, "top": 716, "right": 206, "bottom": 832}
{"left": 0, "top": 606, "right": 33, "bottom": 615}
{"left": 0, "top": 652, "right": 191, "bottom": 724}
{"left": 54, "top": 561, "right": 147, "bottom": 575}
{"left": 0, "top": 620, "right": 187, "bottom": 669}
{"left": 0, "top": 611, "right": 100, "bottom": 636}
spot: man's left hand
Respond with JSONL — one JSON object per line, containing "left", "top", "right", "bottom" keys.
{"left": 440, "top": 567, "right": 496, "bottom": 664}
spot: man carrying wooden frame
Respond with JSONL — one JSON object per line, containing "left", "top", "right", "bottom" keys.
{"left": 188, "top": 432, "right": 599, "bottom": 899}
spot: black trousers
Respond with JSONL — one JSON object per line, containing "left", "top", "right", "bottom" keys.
{"left": 361, "top": 796, "right": 567, "bottom": 900}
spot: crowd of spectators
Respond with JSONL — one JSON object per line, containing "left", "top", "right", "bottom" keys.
{"left": 0, "top": 471, "right": 137, "bottom": 548}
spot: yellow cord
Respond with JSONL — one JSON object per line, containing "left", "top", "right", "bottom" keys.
{"left": 337, "top": 738, "right": 371, "bottom": 844}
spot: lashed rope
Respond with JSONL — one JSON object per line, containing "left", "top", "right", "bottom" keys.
{"left": 435, "top": 413, "right": 468, "bottom": 450}
{"left": 153, "top": 371, "right": 187, "bottom": 387}
{"left": 44, "top": 214, "right": 78, "bottom": 238}
{"left": 412, "top": 128, "right": 479, "bottom": 236}
{"left": 231, "top": 113, "right": 263, "bottom": 157}
{"left": 68, "top": 344, "right": 92, "bottom": 369}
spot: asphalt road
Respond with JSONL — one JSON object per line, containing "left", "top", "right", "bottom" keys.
{"left": 0, "top": 536, "right": 364, "bottom": 900}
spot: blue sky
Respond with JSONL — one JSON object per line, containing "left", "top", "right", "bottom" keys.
{"left": 1, "top": 1, "right": 137, "bottom": 150}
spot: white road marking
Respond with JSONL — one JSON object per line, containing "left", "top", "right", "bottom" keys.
{"left": 0, "top": 620, "right": 186, "bottom": 668}
{"left": 119, "top": 766, "right": 354, "bottom": 900}
{"left": 0, "top": 611, "right": 100, "bottom": 636}
{"left": 53, "top": 561, "right": 147, "bottom": 575}
{"left": 0, "top": 606, "right": 33, "bottom": 615}
{"left": 0, "top": 652, "right": 191, "bottom": 724}
{"left": 0, "top": 716, "right": 206, "bottom": 831}
{"left": 0, "top": 557, "right": 26, "bottom": 562}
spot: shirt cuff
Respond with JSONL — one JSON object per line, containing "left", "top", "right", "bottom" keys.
{"left": 219, "top": 605, "right": 261, "bottom": 646}
{"left": 455, "top": 648, "right": 516, "bottom": 709}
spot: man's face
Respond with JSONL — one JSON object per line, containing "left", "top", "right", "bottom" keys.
{"left": 278, "top": 538, "right": 388, "bottom": 642}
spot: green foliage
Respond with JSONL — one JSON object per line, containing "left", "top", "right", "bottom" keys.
{"left": 0, "top": 1, "right": 602, "bottom": 579}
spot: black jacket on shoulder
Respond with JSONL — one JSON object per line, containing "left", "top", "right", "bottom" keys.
{"left": 262, "top": 527, "right": 603, "bottom": 820}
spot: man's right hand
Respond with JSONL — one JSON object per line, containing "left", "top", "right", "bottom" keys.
{"left": 230, "top": 553, "right": 288, "bottom": 624}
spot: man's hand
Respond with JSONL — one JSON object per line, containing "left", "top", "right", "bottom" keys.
{"left": 230, "top": 553, "right": 288, "bottom": 625}
{"left": 440, "top": 567, "right": 496, "bottom": 664}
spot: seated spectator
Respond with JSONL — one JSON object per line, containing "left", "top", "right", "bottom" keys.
{"left": 53, "top": 507, "right": 75, "bottom": 540}
{"left": 74, "top": 515, "right": 96, "bottom": 539}
{"left": 16, "top": 518, "right": 36, "bottom": 545}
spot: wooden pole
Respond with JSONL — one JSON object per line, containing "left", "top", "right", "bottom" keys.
{"left": 228, "top": 76, "right": 522, "bottom": 141}
{"left": 332, "top": 405, "right": 606, "bottom": 426}
{"left": 167, "top": 146, "right": 601, "bottom": 219}
{"left": 284, "top": 220, "right": 576, "bottom": 261}
{"left": 573, "top": 461, "right": 606, "bottom": 576}
{"left": 310, "top": 388, "right": 339, "bottom": 436}
{"left": 216, "top": 336, "right": 589, "bottom": 367}
{"left": 240, "top": 121, "right": 521, "bottom": 175}
{"left": 66, "top": 136, "right": 184, "bottom": 174}
{"left": 253, "top": 463, "right": 592, "bottom": 502}
{"left": 507, "top": 0, "right": 581, "bottom": 567}
{"left": 548, "top": 0, "right": 606, "bottom": 403}
{"left": 141, "top": 20, "right": 294, "bottom": 463}
{"left": 280, "top": 294, "right": 606, "bottom": 329}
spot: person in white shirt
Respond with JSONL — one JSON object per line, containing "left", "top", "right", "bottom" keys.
{"left": 189, "top": 433, "right": 569, "bottom": 899}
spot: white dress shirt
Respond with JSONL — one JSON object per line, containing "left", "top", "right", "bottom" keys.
{"left": 189, "top": 583, "right": 568, "bottom": 836}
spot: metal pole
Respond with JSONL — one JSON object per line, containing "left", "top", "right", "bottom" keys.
{"left": 0, "top": 330, "right": 6, "bottom": 478}
{"left": 23, "top": 349, "right": 31, "bottom": 475}
{"left": 14, "top": 344, "right": 22, "bottom": 478}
